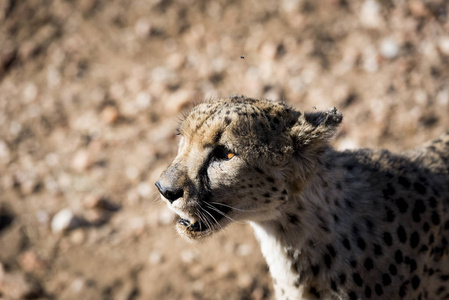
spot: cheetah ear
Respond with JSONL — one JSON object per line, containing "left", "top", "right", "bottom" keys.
{"left": 290, "top": 107, "right": 342, "bottom": 156}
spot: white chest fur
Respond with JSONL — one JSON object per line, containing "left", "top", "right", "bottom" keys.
{"left": 250, "top": 222, "right": 305, "bottom": 300}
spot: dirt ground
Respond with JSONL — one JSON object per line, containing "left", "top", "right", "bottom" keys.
{"left": 0, "top": 0, "right": 449, "bottom": 299}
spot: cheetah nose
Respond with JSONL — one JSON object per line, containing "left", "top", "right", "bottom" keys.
{"left": 155, "top": 181, "right": 184, "bottom": 203}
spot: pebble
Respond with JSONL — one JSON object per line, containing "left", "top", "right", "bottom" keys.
{"left": 181, "top": 249, "right": 198, "bottom": 264}
{"left": 135, "top": 18, "right": 152, "bottom": 39}
{"left": 0, "top": 140, "right": 11, "bottom": 165}
{"left": 71, "top": 149, "right": 92, "bottom": 172}
{"left": 137, "top": 182, "right": 152, "bottom": 199}
{"left": 236, "top": 243, "right": 253, "bottom": 257}
{"left": 0, "top": 271, "right": 41, "bottom": 299}
{"left": 19, "top": 250, "right": 46, "bottom": 272}
{"left": 100, "top": 106, "right": 119, "bottom": 124}
{"left": 158, "top": 207, "right": 175, "bottom": 226}
{"left": 148, "top": 251, "right": 164, "bottom": 265}
{"left": 51, "top": 208, "right": 79, "bottom": 234}
{"left": 360, "top": 0, "right": 384, "bottom": 29}
{"left": 408, "top": 0, "right": 429, "bottom": 18}
{"left": 135, "top": 92, "right": 152, "bottom": 109}
{"left": 165, "top": 89, "right": 195, "bottom": 115}
{"left": 237, "top": 273, "right": 253, "bottom": 289}
{"left": 69, "top": 229, "right": 86, "bottom": 245}
{"left": 438, "top": 37, "right": 449, "bottom": 55}
{"left": 380, "top": 38, "right": 399, "bottom": 59}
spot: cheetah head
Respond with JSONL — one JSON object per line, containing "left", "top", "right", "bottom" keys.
{"left": 156, "top": 97, "right": 342, "bottom": 240}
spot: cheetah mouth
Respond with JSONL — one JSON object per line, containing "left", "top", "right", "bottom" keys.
{"left": 177, "top": 203, "right": 231, "bottom": 233}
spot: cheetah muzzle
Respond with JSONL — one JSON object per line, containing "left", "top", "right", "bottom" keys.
{"left": 156, "top": 96, "right": 449, "bottom": 300}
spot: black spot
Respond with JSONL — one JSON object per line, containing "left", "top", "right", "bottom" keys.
{"left": 396, "top": 198, "right": 408, "bottom": 213}
{"left": 411, "top": 276, "right": 420, "bottom": 290}
{"left": 342, "top": 238, "right": 351, "bottom": 250}
{"left": 382, "top": 273, "right": 392, "bottom": 286}
{"left": 350, "top": 260, "right": 357, "bottom": 268}
{"left": 254, "top": 167, "right": 264, "bottom": 174}
{"left": 428, "top": 196, "right": 437, "bottom": 208}
{"left": 441, "top": 275, "right": 449, "bottom": 281}
{"left": 365, "top": 219, "right": 374, "bottom": 233}
{"left": 375, "top": 284, "right": 383, "bottom": 295}
{"left": 410, "top": 232, "right": 420, "bottom": 248}
{"left": 287, "top": 214, "right": 299, "bottom": 224}
{"left": 224, "top": 117, "right": 231, "bottom": 125}
{"left": 364, "top": 258, "right": 373, "bottom": 271}
{"left": 413, "top": 182, "right": 426, "bottom": 195}
{"left": 353, "top": 273, "right": 363, "bottom": 286}
{"left": 398, "top": 176, "right": 411, "bottom": 189}
{"left": 412, "top": 199, "right": 426, "bottom": 223}
{"left": 311, "top": 265, "right": 320, "bottom": 276}
{"left": 331, "top": 280, "right": 337, "bottom": 291}
{"left": 389, "top": 264, "right": 397, "bottom": 275}
{"left": 397, "top": 226, "right": 407, "bottom": 243}
{"left": 336, "top": 182, "right": 342, "bottom": 190}
{"left": 348, "top": 291, "right": 357, "bottom": 300}
{"left": 339, "top": 273, "right": 346, "bottom": 284}
{"left": 383, "top": 184, "right": 396, "bottom": 199}
{"left": 267, "top": 177, "right": 275, "bottom": 183}
{"left": 324, "top": 254, "right": 332, "bottom": 269}
{"left": 309, "top": 287, "right": 320, "bottom": 298}
{"left": 445, "top": 220, "right": 449, "bottom": 230}
{"left": 423, "top": 222, "right": 430, "bottom": 232}
{"left": 357, "top": 238, "right": 366, "bottom": 250}
{"left": 263, "top": 193, "right": 271, "bottom": 198}
{"left": 420, "top": 245, "right": 429, "bottom": 252}
{"left": 386, "top": 209, "right": 395, "bottom": 222}
{"left": 409, "top": 259, "right": 417, "bottom": 273}
{"left": 373, "top": 244, "right": 383, "bottom": 256}
{"left": 365, "top": 286, "right": 372, "bottom": 298}
{"left": 395, "top": 250, "right": 403, "bottom": 264}
{"left": 429, "top": 234, "right": 435, "bottom": 244}
{"left": 333, "top": 214, "right": 340, "bottom": 224}
{"left": 432, "top": 211, "right": 440, "bottom": 225}
{"left": 327, "top": 245, "right": 337, "bottom": 257}
{"left": 399, "top": 284, "right": 407, "bottom": 297}
{"left": 383, "top": 232, "right": 393, "bottom": 246}
{"left": 345, "top": 199, "right": 354, "bottom": 210}
{"left": 282, "top": 189, "right": 288, "bottom": 195}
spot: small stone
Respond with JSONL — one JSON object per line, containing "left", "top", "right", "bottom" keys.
{"left": 137, "top": 182, "right": 152, "bottom": 198}
{"left": 36, "top": 210, "right": 50, "bottom": 224}
{"left": 71, "top": 149, "right": 92, "bottom": 172}
{"left": 158, "top": 207, "right": 175, "bottom": 226}
{"left": 19, "top": 250, "right": 46, "bottom": 272}
{"left": 237, "top": 273, "right": 253, "bottom": 289}
{"left": 148, "top": 251, "right": 164, "bottom": 265}
{"left": 69, "top": 229, "right": 86, "bottom": 245}
{"left": 438, "top": 37, "right": 449, "bottom": 55}
{"left": 236, "top": 243, "right": 253, "bottom": 257}
{"left": 0, "top": 271, "right": 41, "bottom": 299}
{"left": 166, "top": 53, "right": 186, "bottom": 70}
{"left": 70, "top": 277, "right": 86, "bottom": 293}
{"left": 165, "top": 90, "right": 195, "bottom": 115}
{"left": 181, "top": 249, "right": 198, "bottom": 264}
{"left": 135, "top": 18, "right": 152, "bottom": 39}
{"left": 100, "top": 106, "right": 119, "bottom": 124}
{"left": 380, "top": 38, "right": 399, "bottom": 59}
{"left": 23, "top": 83, "right": 38, "bottom": 102}
{"left": 408, "top": 1, "right": 429, "bottom": 18}
{"left": 135, "top": 92, "right": 152, "bottom": 109}
{"left": 362, "top": 45, "right": 379, "bottom": 72}
{"left": 0, "top": 140, "right": 11, "bottom": 165}
{"left": 360, "top": 0, "right": 384, "bottom": 29}
{"left": 83, "top": 194, "right": 119, "bottom": 211}
{"left": 51, "top": 208, "right": 79, "bottom": 234}
{"left": 125, "top": 166, "right": 140, "bottom": 181}
{"left": 84, "top": 209, "right": 110, "bottom": 226}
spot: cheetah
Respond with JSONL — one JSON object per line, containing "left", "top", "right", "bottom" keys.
{"left": 156, "top": 96, "right": 449, "bottom": 300}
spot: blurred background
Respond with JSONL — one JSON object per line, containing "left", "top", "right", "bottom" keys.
{"left": 0, "top": 0, "right": 448, "bottom": 299}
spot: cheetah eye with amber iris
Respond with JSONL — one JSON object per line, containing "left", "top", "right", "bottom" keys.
{"left": 212, "top": 146, "right": 235, "bottom": 161}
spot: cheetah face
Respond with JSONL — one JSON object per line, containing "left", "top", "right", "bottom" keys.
{"left": 155, "top": 97, "right": 342, "bottom": 240}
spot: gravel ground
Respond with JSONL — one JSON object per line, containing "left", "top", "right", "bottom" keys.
{"left": 0, "top": 0, "right": 449, "bottom": 299}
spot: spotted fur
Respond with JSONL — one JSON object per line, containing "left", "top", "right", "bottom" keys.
{"left": 156, "top": 96, "right": 449, "bottom": 300}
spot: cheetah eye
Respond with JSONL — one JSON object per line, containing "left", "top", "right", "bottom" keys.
{"left": 212, "top": 146, "right": 235, "bottom": 161}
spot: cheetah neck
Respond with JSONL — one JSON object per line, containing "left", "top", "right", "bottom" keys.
{"left": 251, "top": 152, "right": 370, "bottom": 299}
